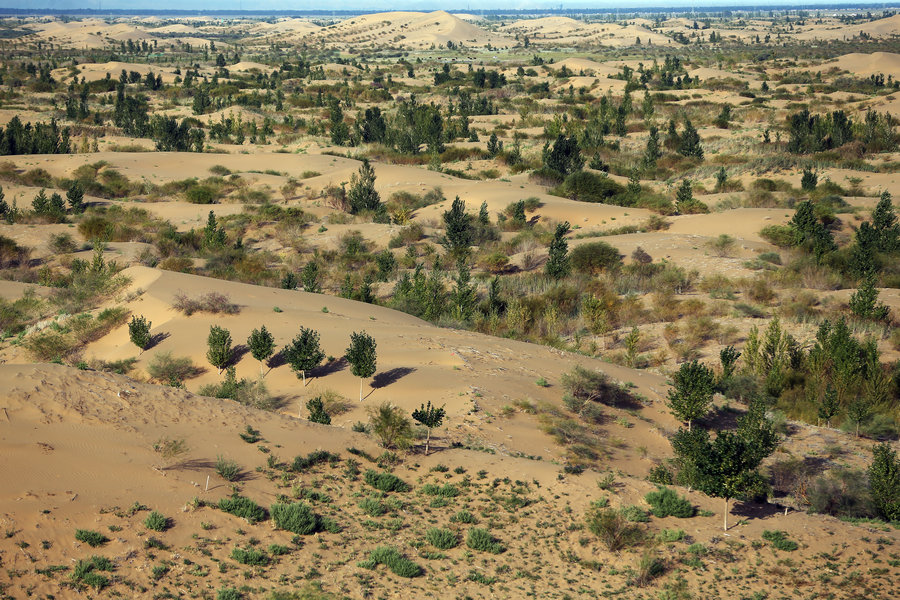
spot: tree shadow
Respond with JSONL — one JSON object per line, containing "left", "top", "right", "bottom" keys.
{"left": 699, "top": 405, "right": 742, "bottom": 431}
{"left": 371, "top": 367, "right": 416, "bottom": 389}
{"left": 147, "top": 331, "right": 170, "bottom": 351}
{"left": 166, "top": 458, "right": 216, "bottom": 472}
{"left": 228, "top": 344, "right": 250, "bottom": 368}
{"left": 266, "top": 350, "right": 286, "bottom": 370}
{"left": 731, "top": 500, "right": 785, "bottom": 521}
{"left": 312, "top": 356, "right": 348, "bottom": 377}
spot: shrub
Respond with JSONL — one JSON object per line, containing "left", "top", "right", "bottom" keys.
{"left": 561, "top": 365, "right": 629, "bottom": 407}
{"left": 426, "top": 527, "right": 459, "bottom": 549}
{"left": 143, "top": 511, "right": 169, "bottom": 532}
{"left": 185, "top": 184, "right": 219, "bottom": 204}
{"left": 364, "top": 470, "right": 410, "bottom": 493}
{"left": 215, "top": 456, "right": 242, "bottom": 481}
{"left": 271, "top": 502, "right": 323, "bottom": 535}
{"left": 422, "top": 483, "right": 459, "bottom": 498}
{"left": 217, "top": 588, "right": 242, "bottom": 600}
{"left": 75, "top": 529, "right": 108, "bottom": 547}
{"left": 230, "top": 546, "right": 269, "bottom": 566}
{"left": 359, "top": 496, "right": 389, "bottom": 517}
{"left": 645, "top": 487, "right": 694, "bottom": 518}
{"left": 291, "top": 450, "right": 340, "bottom": 472}
{"left": 569, "top": 241, "right": 623, "bottom": 274}
{"left": 368, "top": 402, "right": 413, "bottom": 449}
{"left": 586, "top": 507, "right": 645, "bottom": 551}
{"left": 146, "top": 351, "right": 200, "bottom": 385}
{"left": 451, "top": 510, "right": 477, "bottom": 524}
{"left": 806, "top": 468, "right": 873, "bottom": 518}
{"left": 71, "top": 555, "right": 113, "bottom": 590}
{"left": 762, "top": 530, "right": 798, "bottom": 551}
{"left": 49, "top": 232, "right": 78, "bottom": 253}
{"left": 172, "top": 291, "right": 239, "bottom": 316}
{"left": 360, "top": 546, "right": 422, "bottom": 578}
{"left": 553, "top": 171, "right": 627, "bottom": 203}
{"left": 466, "top": 528, "right": 504, "bottom": 554}
{"left": 621, "top": 505, "right": 650, "bottom": 522}
{"left": 218, "top": 495, "right": 268, "bottom": 524}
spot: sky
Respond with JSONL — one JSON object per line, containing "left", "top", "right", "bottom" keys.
{"left": 2, "top": 0, "right": 887, "bottom": 10}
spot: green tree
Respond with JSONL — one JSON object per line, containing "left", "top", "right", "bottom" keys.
{"left": 719, "top": 345, "right": 740, "bottom": 383}
{"left": 478, "top": 201, "right": 490, "bottom": 225}
{"left": 66, "top": 180, "right": 85, "bottom": 214}
{"left": 128, "top": 315, "right": 152, "bottom": 353}
{"left": 283, "top": 327, "right": 325, "bottom": 386}
{"left": 442, "top": 196, "right": 472, "bottom": 257}
{"left": 307, "top": 396, "right": 331, "bottom": 425}
{"left": 412, "top": 401, "right": 446, "bottom": 456}
{"left": 328, "top": 97, "right": 348, "bottom": 146}
{"left": 667, "top": 360, "right": 715, "bottom": 431}
{"left": 203, "top": 211, "right": 226, "bottom": 249}
{"left": 346, "top": 331, "right": 377, "bottom": 402}
{"left": 545, "top": 221, "right": 571, "bottom": 280}
{"left": 846, "top": 397, "right": 872, "bottom": 438}
{"left": 817, "top": 385, "right": 839, "bottom": 428}
{"left": 872, "top": 191, "right": 899, "bottom": 252}
{"left": 675, "top": 179, "right": 694, "bottom": 210}
{"left": 348, "top": 159, "right": 381, "bottom": 214}
{"left": 677, "top": 119, "right": 703, "bottom": 158}
{"left": 207, "top": 325, "right": 233, "bottom": 375}
{"left": 368, "top": 402, "right": 413, "bottom": 449}
{"left": 643, "top": 125, "right": 661, "bottom": 168}
{"left": 543, "top": 134, "right": 584, "bottom": 178}
{"left": 849, "top": 272, "right": 889, "bottom": 321}
{"left": 452, "top": 259, "right": 477, "bottom": 321}
{"left": 715, "top": 167, "right": 727, "bottom": 191}
{"left": 800, "top": 167, "right": 818, "bottom": 191}
{"left": 869, "top": 442, "right": 900, "bottom": 521}
{"left": 247, "top": 325, "right": 275, "bottom": 375}
{"left": 301, "top": 262, "right": 321, "bottom": 293}
{"left": 671, "top": 398, "right": 778, "bottom": 530}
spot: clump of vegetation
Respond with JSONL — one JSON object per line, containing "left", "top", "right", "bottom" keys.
{"left": 762, "top": 530, "right": 798, "bottom": 551}
{"left": 426, "top": 527, "right": 459, "bottom": 549}
{"left": 218, "top": 495, "right": 268, "bottom": 524}
{"left": 466, "top": 528, "right": 505, "bottom": 554}
{"left": 644, "top": 487, "right": 695, "bottom": 518}
{"left": 586, "top": 507, "right": 645, "bottom": 551}
{"left": 74, "top": 529, "right": 108, "bottom": 547}
{"left": 271, "top": 502, "right": 334, "bottom": 535}
{"left": 143, "top": 511, "right": 169, "bottom": 532}
{"left": 358, "top": 546, "right": 422, "bottom": 578}
{"left": 364, "top": 470, "right": 410, "bottom": 493}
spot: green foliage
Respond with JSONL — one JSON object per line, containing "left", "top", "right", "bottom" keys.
{"left": 666, "top": 360, "right": 715, "bottom": 429}
{"left": 291, "top": 450, "right": 340, "bottom": 472}
{"left": 554, "top": 171, "right": 626, "bottom": 203}
{"left": 247, "top": 325, "right": 275, "bottom": 368}
{"left": 271, "top": 502, "right": 327, "bottom": 535}
{"left": 586, "top": 507, "right": 645, "bottom": 551}
{"left": 74, "top": 529, "right": 108, "bottom": 547}
{"left": 426, "top": 527, "right": 459, "bottom": 549}
{"left": 849, "top": 273, "right": 890, "bottom": 322}
{"left": 368, "top": 402, "right": 413, "bottom": 449}
{"left": 364, "top": 470, "right": 410, "bottom": 493}
{"left": 621, "top": 504, "right": 650, "bottom": 522}
{"left": 217, "top": 588, "right": 242, "bottom": 600}
{"left": 348, "top": 159, "right": 382, "bottom": 215}
{"left": 143, "top": 511, "right": 169, "bottom": 532}
{"left": 230, "top": 546, "right": 270, "bottom": 566}
{"left": 762, "top": 530, "right": 798, "bottom": 551}
{"left": 283, "top": 327, "right": 325, "bottom": 383}
{"left": 71, "top": 555, "right": 112, "bottom": 590}
{"left": 677, "top": 119, "right": 703, "bottom": 158}
{"left": 346, "top": 331, "right": 377, "bottom": 379}
{"left": 215, "top": 455, "right": 242, "bottom": 481}
{"left": 645, "top": 487, "right": 695, "bottom": 518}
{"left": 545, "top": 221, "right": 571, "bottom": 280}
{"left": 360, "top": 546, "right": 422, "bottom": 578}
{"left": 569, "top": 240, "right": 622, "bottom": 274}
{"left": 442, "top": 196, "right": 473, "bottom": 256}
{"left": 466, "top": 528, "right": 505, "bottom": 554}
{"left": 412, "top": 400, "right": 446, "bottom": 455}
{"left": 128, "top": 314, "right": 152, "bottom": 352}
{"left": 306, "top": 396, "right": 331, "bottom": 425}
{"left": 542, "top": 134, "right": 584, "bottom": 178}
{"left": 218, "top": 495, "right": 268, "bottom": 524}
{"left": 800, "top": 167, "right": 818, "bottom": 191}
{"left": 869, "top": 442, "right": 900, "bottom": 521}
{"left": 206, "top": 325, "right": 233, "bottom": 373}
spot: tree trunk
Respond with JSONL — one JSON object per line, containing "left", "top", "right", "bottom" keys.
{"left": 723, "top": 498, "right": 729, "bottom": 531}
{"left": 687, "top": 419, "right": 692, "bottom": 432}
{"left": 302, "top": 370, "right": 306, "bottom": 386}
{"left": 359, "top": 378, "right": 363, "bottom": 402}
{"left": 425, "top": 428, "right": 431, "bottom": 456}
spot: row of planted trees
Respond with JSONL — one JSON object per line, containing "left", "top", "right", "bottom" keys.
{"left": 128, "top": 316, "right": 377, "bottom": 402}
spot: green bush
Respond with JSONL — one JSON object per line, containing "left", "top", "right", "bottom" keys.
{"left": 364, "top": 470, "right": 410, "bottom": 492}
{"left": 426, "top": 528, "right": 459, "bottom": 550}
{"left": 553, "top": 171, "right": 627, "bottom": 203}
{"left": 359, "top": 496, "right": 389, "bottom": 517}
{"left": 185, "top": 184, "right": 219, "bottom": 204}
{"left": 217, "top": 588, "right": 242, "bottom": 600}
{"left": 292, "top": 450, "right": 340, "bottom": 472}
{"left": 143, "top": 511, "right": 169, "bottom": 532}
{"left": 657, "top": 528, "right": 685, "bottom": 542}
{"left": 271, "top": 502, "right": 324, "bottom": 535}
{"left": 215, "top": 455, "right": 242, "bottom": 481}
{"left": 569, "top": 241, "right": 623, "bottom": 274}
{"left": 644, "top": 487, "right": 695, "bottom": 518}
{"left": 759, "top": 225, "right": 795, "bottom": 248}
{"left": 71, "top": 555, "right": 113, "bottom": 590}
{"left": 762, "top": 530, "right": 798, "bottom": 551}
{"left": 621, "top": 505, "right": 650, "bottom": 522}
{"left": 360, "top": 546, "right": 422, "bottom": 578}
{"left": 466, "top": 528, "right": 504, "bottom": 554}
{"left": 74, "top": 529, "right": 108, "bottom": 547}
{"left": 421, "top": 483, "right": 459, "bottom": 497}
{"left": 586, "top": 507, "right": 645, "bottom": 551}
{"left": 230, "top": 546, "right": 270, "bottom": 565}
{"left": 451, "top": 510, "right": 477, "bottom": 524}
{"left": 218, "top": 495, "right": 269, "bottom": 524}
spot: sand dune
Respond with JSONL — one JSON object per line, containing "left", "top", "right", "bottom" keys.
{"left": 819, "top": 51, "right": 900, "bottom": 78}
{"left": 501, "top": 17, "right": 671, "bottom": 47}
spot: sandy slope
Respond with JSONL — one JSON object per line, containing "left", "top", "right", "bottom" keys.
{"left": 818, "top": 51, "right": 900, "bottom": 78}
